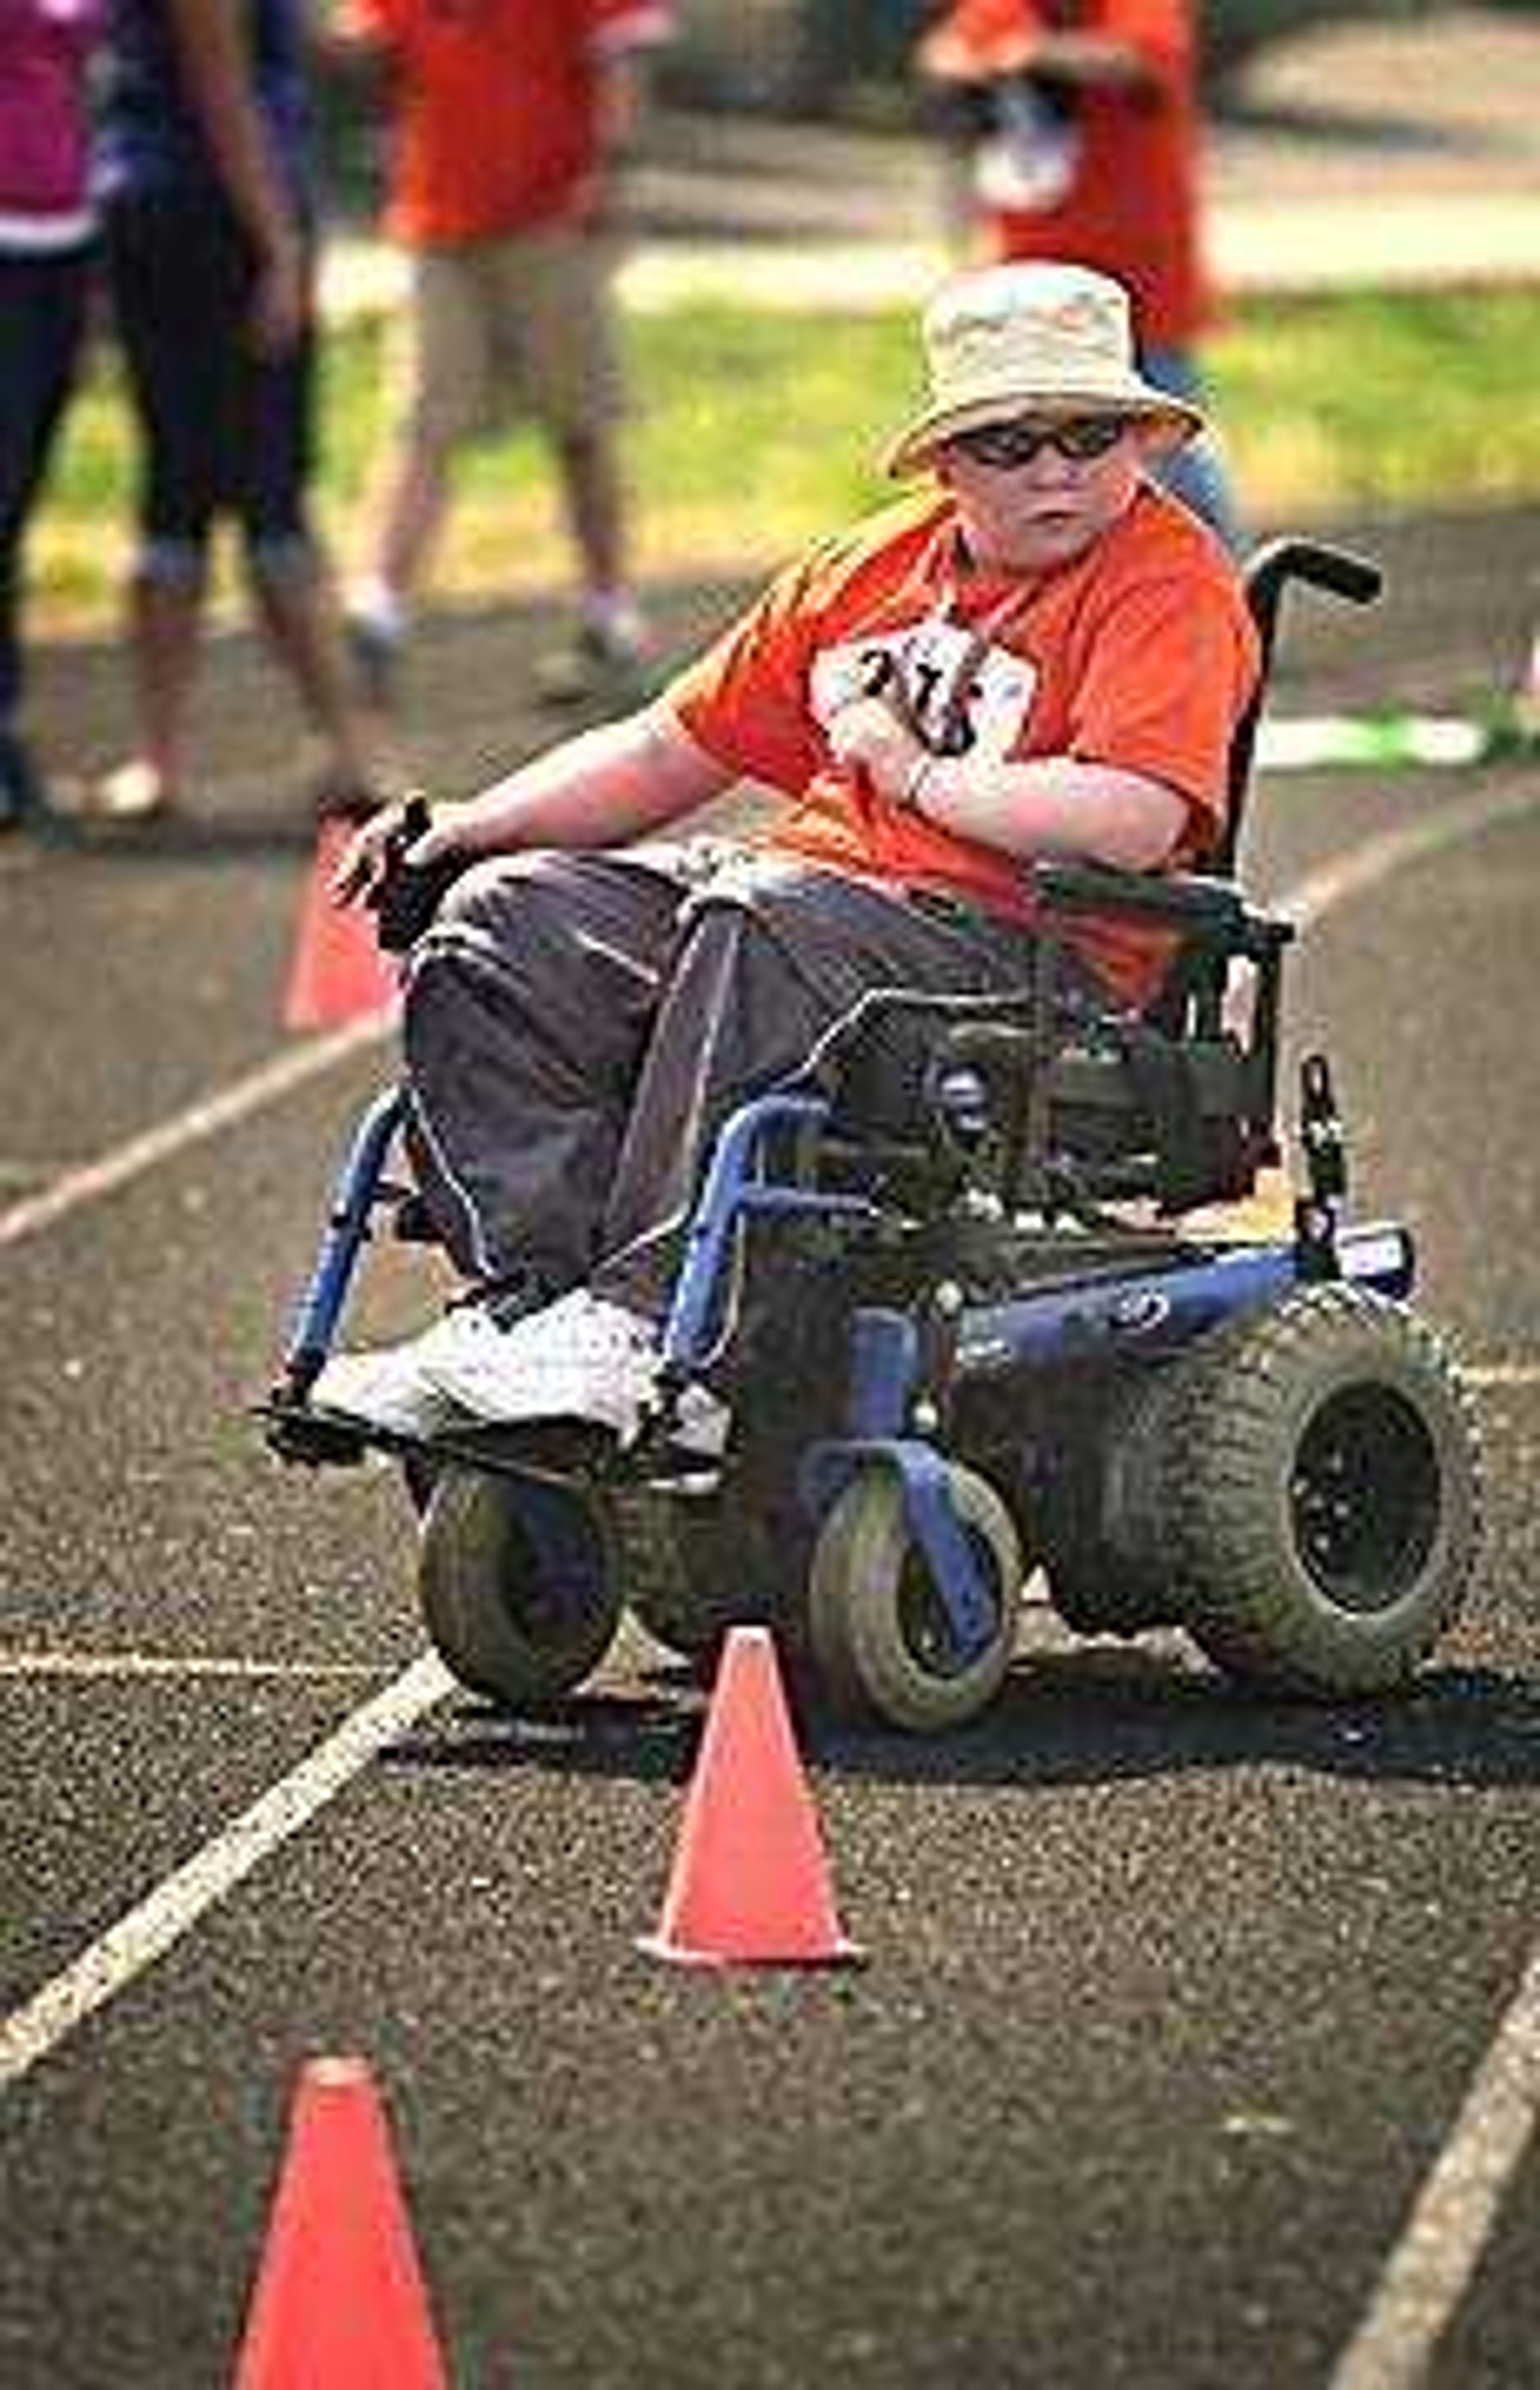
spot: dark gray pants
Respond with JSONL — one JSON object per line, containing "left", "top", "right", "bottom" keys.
{"left": 403, "top": 841, "right": 1051, "bottom": 1317}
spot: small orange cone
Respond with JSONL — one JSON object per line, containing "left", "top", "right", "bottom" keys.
{"left": 640, "top": 1626, "right": 863, "bottom": 1968}
{"left": 283, "top": 821, "right": 400, "bottom": 1031}
{"left": 234, "top": 2056, "right": 449, "bottom": 2389}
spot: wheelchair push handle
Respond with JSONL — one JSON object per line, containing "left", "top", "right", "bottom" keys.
{"left": 1244, "top": 538, "right": 1383, "bottom": 666}
{"left": 366, "top": 794, "right": 467, "bottom": 953}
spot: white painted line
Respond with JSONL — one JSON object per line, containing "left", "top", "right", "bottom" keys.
{"left": 0, "top": 1011, "right": 393, "bottom": 1254}
{"left": 1330, "top": 1950, "right": 1540, "bottom": 2390}
{"left": 0, "top": 1648, "right": 388, "bottom": 1682}
{"left": 1466, "top": 1363, "right": 1540, "bottom": 1390}
{"left": 1282, "top": 780, "right": 1540, "bottom": 935}
{"left": 0, "top": 1651, "right": 452, "bottom": 2091}
{"left": 0, "top": 751, "right": 1531, "bottom": 2113}
{"left": 1305, "top": 785, "right": 1540, "bottom": 2382}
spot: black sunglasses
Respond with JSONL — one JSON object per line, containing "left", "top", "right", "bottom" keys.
{"left": 946, "top": 415, "right": 1132, "bottom": 470}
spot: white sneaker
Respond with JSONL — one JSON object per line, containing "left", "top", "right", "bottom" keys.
{"left": 308, "top": 1323, "right": 471, "bottom": 1438}
{"left": 419, "top": 1288, "right": 663, "bottom": 1437}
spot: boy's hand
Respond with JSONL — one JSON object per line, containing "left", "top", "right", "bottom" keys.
{"left": 330, "top": 795, "right": 449, "bottom": 906}
{"left": 826, "top": 692, "right": 926, "bottom": 806}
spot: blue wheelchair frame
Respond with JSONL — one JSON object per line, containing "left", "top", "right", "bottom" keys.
{"left": 267, "top": 535, "right": 1449, "bottom": 1690}
{"left": 274, "top": 1064, "right": 1414, "bottom": 1669}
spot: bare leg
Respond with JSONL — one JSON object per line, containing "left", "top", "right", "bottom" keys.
{"left": 553, "top": 425, "right": 625, "bottom": 600}
{"left": 248, "top": 550, "right": 380, "bottom": 805}
{"left": 358, "top": 426, "right": 454, "bottom": 614}
{"left": 96, "top": 563, "right": 207, "bottom": 814}
{"left": 536, "top": 426, "right": 649, "bottom": 705}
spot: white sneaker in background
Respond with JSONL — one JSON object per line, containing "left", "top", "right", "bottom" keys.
{"left": 533, "top": 614, "right": 656, "bottom": 710}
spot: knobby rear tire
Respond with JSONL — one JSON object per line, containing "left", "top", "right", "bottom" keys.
{"left": 1130, "top": 1287, "right": 1481, "bottom": 1697}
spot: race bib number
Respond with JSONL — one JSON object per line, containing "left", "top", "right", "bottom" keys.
{"left": 812, "top": 620, "right": 1038, "bottom": 762}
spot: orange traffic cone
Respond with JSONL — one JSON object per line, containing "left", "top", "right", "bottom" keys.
{"left": 283, "top": 821, "right": 400, "bottom": 1032}
{"left": 640, "top": 1625, "right": 863, "bottom": 1968}
{"left": 234, "top": 2056, "right": 449, "bottom": 2389}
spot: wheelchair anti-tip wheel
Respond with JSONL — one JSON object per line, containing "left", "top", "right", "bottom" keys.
{"left": 1124, "top": 1285, "right": 1481, "bottom": 1697}
{"left": 418, "top": 1467, "right": 624, "bottom": 1709}
{"left": 807, "top": 1461, "right": 1022, "bottom": 1733}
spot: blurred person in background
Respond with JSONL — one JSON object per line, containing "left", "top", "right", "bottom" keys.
{"left": 91, "top": 0, "right": 381, "bottom": 821}
{"left": 0, "top": 0, "right": 106, "bottom": 831}
{"left": 326, "top": 0, "right": 673, "bottom": 714}
{"left": 914, "top": 0, "right": 1241, "bottom": 551}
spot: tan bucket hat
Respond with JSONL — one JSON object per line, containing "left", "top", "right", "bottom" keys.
{"left": 884, "top": 261, "right": 1204, "bottom": 479}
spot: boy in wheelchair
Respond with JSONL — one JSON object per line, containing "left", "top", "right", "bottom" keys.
{"left": 312, "top": 258, "right": 1258, "bottom": 1453}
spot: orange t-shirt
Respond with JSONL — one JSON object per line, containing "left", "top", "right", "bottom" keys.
{"left": 357, "top": 0, "right": 673, "bottom": 247}
{"left": 665, "top": 484, "right": 1258, "bottom": 1005}
{"left": 927, "top": 0, "right": 1210, "bottom": 348}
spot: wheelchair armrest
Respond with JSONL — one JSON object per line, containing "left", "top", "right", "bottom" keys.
{"left": 1031, "top": 858, "right": 1293, "bottom": 961}
{"left": 1033, "top": 857, "right": 1242, "bottom": 932}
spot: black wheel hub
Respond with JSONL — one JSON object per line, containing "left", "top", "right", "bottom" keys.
{"left": 1291, "top": 1385, "right": 1440, "bottom": 1612}
{"left": 896, "top": 1532, "right": 998, "bottom": 1677}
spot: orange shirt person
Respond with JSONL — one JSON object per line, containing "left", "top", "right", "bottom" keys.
{"left": 329, "top": 0, "right": 673, "bottom": 708}
{"left": 312, "top": 262, "right": 1258, "bottom": 1447}
{"left": 368, "top": 0, "right": 669, "bottom": 249}
{"left": 916, "top": 0, "right": 1240, "bottom": 547}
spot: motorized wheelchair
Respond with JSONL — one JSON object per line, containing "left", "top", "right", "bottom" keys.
{"left": 263, "top": 538, "right": 1483, "bottom": 1734}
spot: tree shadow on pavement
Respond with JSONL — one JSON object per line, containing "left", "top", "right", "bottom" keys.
{"left": 813, "top": 1649, "right": 1540, "bottom": 1794}
{"left": 26, "top": 808, "right": 320, "bottom": 864}
{"left": 384, "top": 1686, "right": 702, "bottom": 1785}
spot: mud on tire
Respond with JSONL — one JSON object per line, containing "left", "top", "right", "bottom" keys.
{"left": 418, "top": 1467, "right": 624, "bottom": 1709}
{"left": 1119, "top": 1286, "right": 1481, "bottom": 1696}
{"left": 807, "top": 1461, "right": 1022, "bottom": 1733}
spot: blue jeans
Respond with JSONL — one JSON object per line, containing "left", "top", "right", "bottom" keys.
{"left": 1140, "top": 345, "right": 1244, "bottom": 555}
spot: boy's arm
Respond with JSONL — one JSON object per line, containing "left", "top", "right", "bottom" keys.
{"left": 825, "top": 566, "right": 1252, "bottom": 874}
{"left": 829, "top": 696, "right": 1188, "bottom": 871}
{"left": 332, "top": 707, "right": 735, "bottom": 900}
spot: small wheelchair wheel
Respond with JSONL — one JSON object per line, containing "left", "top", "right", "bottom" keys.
{"left": 807, "top": 1462, "right": 1021, "bottom": 1733}
{"left": 1162, "top": 1287, "right": 1481, "bottom": 1697}
{"left": 418, "top": 1467, "right": 623, "bottom": 1709}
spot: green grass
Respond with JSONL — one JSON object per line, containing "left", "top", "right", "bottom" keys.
{"left": 32, "top": 286, "right": 1540, "bottom": 634}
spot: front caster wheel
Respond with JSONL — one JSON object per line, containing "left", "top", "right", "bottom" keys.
{"left": 807, "top": 1462, "right": 1022, "bottom": 1733}
{"left": 418, "top": 1467, "right": 623, "bottom": 1709}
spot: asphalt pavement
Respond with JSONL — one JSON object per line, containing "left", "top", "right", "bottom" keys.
{"left": 1, "top": 505, "right": 1538, "bottom": 2388}
{"left": 2, "top": 10, "right": 1538, "bottom": 2381}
